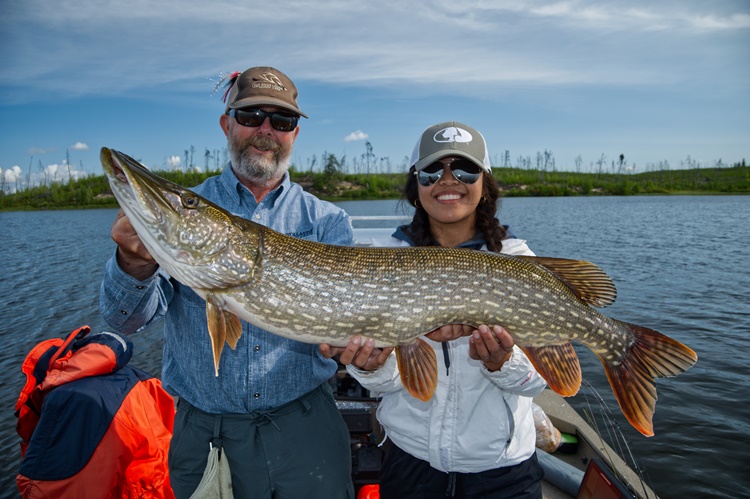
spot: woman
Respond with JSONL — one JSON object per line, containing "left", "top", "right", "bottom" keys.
{"left": 321, "top": 121, "right": 547, "bottom": 498}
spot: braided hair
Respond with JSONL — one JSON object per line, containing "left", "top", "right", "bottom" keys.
{"left": 400, "top": 167, "right": 507, "bottom": 252}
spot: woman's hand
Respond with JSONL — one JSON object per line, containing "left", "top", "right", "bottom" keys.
{"left": 469, "top": 325, "right": 514, "bottom": 372}
{"left": 425, "top": 324, "right": 475, "bottom": 342}
{"left": 319, "top": 336, "right": 393, "bottom": 371}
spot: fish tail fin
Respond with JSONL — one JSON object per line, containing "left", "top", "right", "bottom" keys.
{"left": 396, "top": 338, "right": 438, "bottom": 402}
{"left": 519, "top": 342, "right": 582, "bottom": 396}
{"left": 602, "top": 321, "right": 698, "bottom": 437}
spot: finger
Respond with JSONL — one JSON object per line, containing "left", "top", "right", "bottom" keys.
{"left": 319, "top": 343, "right": 347, "bottom": 359}
{"left": 375, "top": 347, "right": 394, "bottom": 366}
{"left": 353, "top": 338, "right": 376, "bottom": 368}
{"left": 491, "top": 325, "right": 515, "bottom": 350}
{"left": 338, "top": 336, "right": 364, "bottom": 365}
{"left": 319, "top": 343, "right": 333, "bottom": 358}
{"left": 425, "top": 327, "right": 446, "bottom": 341}
{"left": 471, "top": 330, "right": 492, "bottom": 360}
{"left": 427, "top": 323, "right": 475, "bottom": 342}
{"left": 468, "top": 337, "right": 479, "bottom": 360}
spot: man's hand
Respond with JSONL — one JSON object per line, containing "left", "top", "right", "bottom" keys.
{"left": 319, "top": 336, "right": 393, "bottom": 371}
{"left": 111, "top": 210, "right": 158, "bottom": 280}
{"left": 469, "top": 325, "right": 514, "bottom": 372}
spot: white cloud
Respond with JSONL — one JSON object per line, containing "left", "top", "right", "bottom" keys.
{"left": 345, "top": 130, "right": 369, "bottom": 142}
{"left": 1, "top": 166, "right": 24, "bottom": 193}
{"left": 36, "top": 163, "right": 88, "bottom": 183}
{"left": 2, "top": 165, "right": 23, "bottom": 182}
{"left": 71, "top": 142, "right": 89, "bottom": 150}
{"left": 166, "top": 155, "right": 181, "bottom": 169}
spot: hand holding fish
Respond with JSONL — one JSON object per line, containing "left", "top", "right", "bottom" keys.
{"left": 469, "top": 325, "right": 514, "bottom": 372}
{"left": 320, "top": 336, "right": 394, "bottom": 371}
{"left": 321, "top": 323, "right": 474, "bottom": 372}
{"left": 111, "top": 209, "right": 158, "bottom": 280}
{"left": 425, "top": 324, "right": 475, "bottom": 342}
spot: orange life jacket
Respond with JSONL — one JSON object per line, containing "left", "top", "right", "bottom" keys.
{"left": 15, "top": 325, "right": 176, "bottom": 498}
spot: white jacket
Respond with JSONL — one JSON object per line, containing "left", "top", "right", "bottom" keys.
{"left": 347, "top": 236, "right": 547, "bottom": 473}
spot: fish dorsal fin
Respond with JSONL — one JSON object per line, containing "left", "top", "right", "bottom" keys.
{"left": 395, "top": 338, "right": 438, "bottom": 402}
{"left": 519, "top": 342, "right": 582, "bottom": 396}
{"left": 518, "top": 256, "right": 617, "bottom": 308}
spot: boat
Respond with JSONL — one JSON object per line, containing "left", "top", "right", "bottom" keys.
{"left": 334, "top": 218, "right": 660, "bottom": 499}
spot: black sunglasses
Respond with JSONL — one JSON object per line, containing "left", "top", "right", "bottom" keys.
{"left": 415, "top": 159, "right": 483, "bottom": 186}
{"left": 229, "top": 108, "right": 299, "bottom": 132}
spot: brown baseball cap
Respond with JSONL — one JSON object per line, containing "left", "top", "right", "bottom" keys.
{"left": 410, "top": 121, "right": 491, "bottom": 172}
{"left": 224, "top": 66, "right": 308, "bottom": 118}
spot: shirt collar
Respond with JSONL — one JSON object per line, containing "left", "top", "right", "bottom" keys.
{"left": 391, "top": 224, "right": 485, "bottom": 249}
{"left": 219, "top": 163, "right": 290, "bottom": 207}
{"left": 391, "top": 223, "right": 515, "bottom": 250}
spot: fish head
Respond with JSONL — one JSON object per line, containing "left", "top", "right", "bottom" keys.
{"left": 100, "top": 147, "right": 261, "bottom": 290}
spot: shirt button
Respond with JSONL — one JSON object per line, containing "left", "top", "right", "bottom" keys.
{"left": 255, "top": 214, "right": 261, "bottom": 220}
{"left": 254, "top": 345, "right": 260, "bottom": 352}
{"left": 135, "top": 285, "right": 145, "bottom": 289}
{"left": 253, "top": 392, "right": 260, "bottom": 399}
{"left": 120, "top": 310, "right": 128, "bottom": 315}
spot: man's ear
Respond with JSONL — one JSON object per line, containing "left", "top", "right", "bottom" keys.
{"left": 220, "top": 114, "right": 230, "bottom": 137}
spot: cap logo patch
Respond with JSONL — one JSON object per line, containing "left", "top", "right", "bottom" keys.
{"left": 252, "top": 72, "right": 287, "bottom": 92}
{"left": 434, "top": 126, "right": 473, "bottom": 144}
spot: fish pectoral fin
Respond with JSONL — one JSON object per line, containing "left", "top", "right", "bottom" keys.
{"left": 517, "top": 256, "right": 617, "bottom": 308}
{"left": 395, "top": 339, "right": 438, "bottom": 402}
{"left": 206, "top": 292, "right": 228, "bottom": 377}
{"left": 205, "top": 293, "right": 245, "bottom": 373}
{"left": 519, "top": 342, "right": 581, "bottom": 397}
{"left": 224, "top": 312, "right": 242, "bottom": 350}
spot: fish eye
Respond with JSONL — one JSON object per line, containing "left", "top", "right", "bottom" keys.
{"left": 182, "top": 194, "right": 200, "bottom": 208}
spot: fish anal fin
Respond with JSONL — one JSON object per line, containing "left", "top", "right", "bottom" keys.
{"left": 517, "top": 255, "right": 617, "bottom": 308}
{"left": 206, "top": 292, "right": 227, "bottom": 377}
{"left": 396, "top": 338, "right": 438, "bottom": 402}
{"left": 224, "top": 312, "right": 242, "bottom": 350}
{"left": 601, "top": 321, "right": 698, "bottom": 437}
{"left": 519, "top": 342, "right": 581, "bottom": 397}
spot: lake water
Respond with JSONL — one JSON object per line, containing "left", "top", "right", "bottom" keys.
{"left": 1, "top": 196, "right": 749, "bottom": 498}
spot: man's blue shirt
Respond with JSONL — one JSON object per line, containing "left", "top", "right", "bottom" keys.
{"left": 100, "top": 166, "right": 353, "bottom": 413}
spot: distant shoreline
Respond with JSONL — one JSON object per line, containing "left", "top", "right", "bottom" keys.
{"left": 2, "top": 164, "right": 748, "bottom": 211}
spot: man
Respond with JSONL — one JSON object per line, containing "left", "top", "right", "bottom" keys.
{"left": 100, "top": 66, "right": 355, "bottom": 498}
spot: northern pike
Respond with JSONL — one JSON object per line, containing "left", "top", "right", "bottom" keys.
{"left": 101, "top": 147, "right": 697, "bottom": 437}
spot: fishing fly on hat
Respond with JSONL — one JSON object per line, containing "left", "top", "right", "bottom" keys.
{"left": 410, "top": 121, "right": 492, "bottom": 173}
{"left": 219, "top": 66, "right": 308, "bottom": 118}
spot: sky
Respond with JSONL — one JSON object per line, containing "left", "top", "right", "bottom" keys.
{"left": 1, "top": 0, "right": 748, "bottom": 189}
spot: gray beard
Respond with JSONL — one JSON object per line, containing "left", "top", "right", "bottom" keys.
{"left": 228, "top": 134, "right": 291, "bottom": 186}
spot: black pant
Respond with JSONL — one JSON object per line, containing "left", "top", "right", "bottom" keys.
{"left": 379, "top": 442, "right": 544, "bottom": 499}
{"left": 168, "top": 383, "right": 354, "bottom": 499}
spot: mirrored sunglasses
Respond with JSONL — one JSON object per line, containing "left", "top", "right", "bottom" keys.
{"left": 415, "top": 159, "right": 483, "bottom": 186}
{"left": 229, "top": 108, "right": 299, "bottom": 132}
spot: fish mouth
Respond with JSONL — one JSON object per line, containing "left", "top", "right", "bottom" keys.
{"left": 100, "top": 147, "right": 185, "bottom": 227}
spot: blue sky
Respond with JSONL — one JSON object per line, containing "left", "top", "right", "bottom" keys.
{"left": 1, "top": 0, "right": 748, "bottom": 188}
